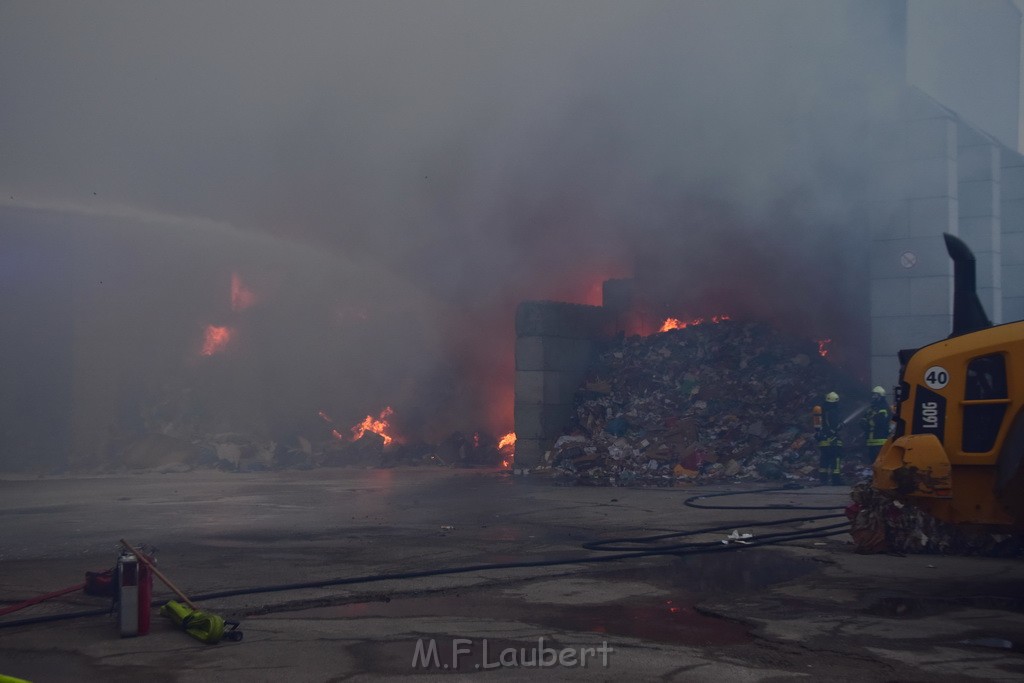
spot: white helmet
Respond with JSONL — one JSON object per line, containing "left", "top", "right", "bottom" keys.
{"left": 872, "top": 386, "right": 886, "bottom": 396}
{"left": 825, "top": 391, "right": 839, "bottom": 403}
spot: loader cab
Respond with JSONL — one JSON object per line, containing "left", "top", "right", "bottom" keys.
{"left": 894, "top": 334, "right": 1017, "bottom": 466}
{"left": 872, "top": 234, "right": 1024, "bottom": 526}
{"left": 878, "top": 323, "right": 1024, "bottom": 525}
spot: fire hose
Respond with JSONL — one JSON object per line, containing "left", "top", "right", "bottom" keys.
{"left": 0, "top": 486, "right": 847, "bottom": 630}
{"left": 0, "top": 582, "right": 86, "bottom": 618}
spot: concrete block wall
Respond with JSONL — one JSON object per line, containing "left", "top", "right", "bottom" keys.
{"left": 513, "top": 301, "right": 609, "bottom": 469}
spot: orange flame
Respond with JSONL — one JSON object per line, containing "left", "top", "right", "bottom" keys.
{"left": 659, "top": 314, "right": 730, "bottom": 333}
{"left": 351, "top": 406, "right": 397, "bottom": 446}
{"left": 498, "top": 432, "right": 515, "bottom": 469}
{"left": 231, "top": 272, "right": 257, "bottom": 311}
{"left": 817, "top": 338, "right": 832, "bottom": 358}
{"left": 200, "top": 325, "right": 232, "bottom": 356}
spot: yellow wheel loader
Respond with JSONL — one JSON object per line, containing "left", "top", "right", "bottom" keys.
{"left": 872, "top": 234, "right": 1024, "bottom": 529}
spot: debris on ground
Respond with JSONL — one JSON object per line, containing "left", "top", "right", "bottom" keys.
{"left": 722, "top": 531, "right": 754, "bottom": 545}
{"left": 542, "top": 320, "right": 864, "bottom": 486}
{"left": 846, "top": 483, "right": 1023, "bottom": 556}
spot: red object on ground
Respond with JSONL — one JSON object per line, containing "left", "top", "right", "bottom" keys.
{"left": 138, "top": 561, "right": 152, "bottom": 635}
{"left": 0, "top": 582, "right": 87, "bottom": 617}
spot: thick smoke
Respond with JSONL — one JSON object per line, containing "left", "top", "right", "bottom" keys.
{"left": 0, "top": 1, "right": 907, "bottom": 468}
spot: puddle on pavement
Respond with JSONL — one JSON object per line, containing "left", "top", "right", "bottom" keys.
{"left": 259, "top": 549, "right": 819, "bottom": 646}
{"left": 267, "top": 593, "right": 750, "bottom": 646}
{"left": 620, "top": 547, "right": 821, "bottom": 593}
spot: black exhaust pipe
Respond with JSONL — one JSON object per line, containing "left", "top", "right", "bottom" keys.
{"left": 943, "top": 233, "right": 992, "bottom": 336}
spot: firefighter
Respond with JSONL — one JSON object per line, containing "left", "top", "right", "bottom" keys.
{"left": 861, "top": 385, "right": 892, "bottom": 463}
{"left": 816, "top": 391, "right": 844, "bottom": 485}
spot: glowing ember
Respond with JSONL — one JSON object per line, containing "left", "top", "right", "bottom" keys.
{"left": 498, "top": 431, "right": 516, "bottom": 450}
{"left": 231, "top": 272, "right": 257, "bottom": 311}
{"left": 200, "top": 325, "right": 232, "bottom": 356}
{"left": 817, "top": 338, "right": 832, "bottom": 358}
{"left": 659, "top": 314, "right": 730, "bottom": 333}
{"left": 350, "top": 406, "right": 397, "bottom": 446}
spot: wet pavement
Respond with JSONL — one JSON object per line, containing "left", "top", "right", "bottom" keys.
{"left": 1, "top": 468, "right": 1022, "bottom": 681}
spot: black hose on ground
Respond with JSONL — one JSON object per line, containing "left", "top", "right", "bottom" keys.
{"left": 0, "top": 607, "right": 110, "bottom": 629}
{"left": 0, "top": 486, "right": 849, "bottom": 629}
{"left": 584, "top": 486, "right": 847, "bottom": 552}
{"left": 684, "top": 484, "right": 848, "bottom": 511}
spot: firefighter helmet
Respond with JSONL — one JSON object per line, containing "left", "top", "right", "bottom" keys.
{"left": 872, "top": 386, "right": 886, "bottom": 396}
{"left": 825, "top": 391, "right": 840, "bottom": 403}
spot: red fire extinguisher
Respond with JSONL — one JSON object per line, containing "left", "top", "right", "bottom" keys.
{"left": 118, "top": 551, "right": 153, "bottom": 637}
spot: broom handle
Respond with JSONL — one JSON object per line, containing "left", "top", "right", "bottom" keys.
{"left": 120, "top": 539, "right": 198, "bottom": 610}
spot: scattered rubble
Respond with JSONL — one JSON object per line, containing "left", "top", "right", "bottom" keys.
{"left": 108, "top": 411, "right": 502, "bottom": 473}
{"left": 94, "top": 376, "right": 508, "bottom": 472}
{"left": 541, "top": 320, "right": 865, "bottom": 486}
{"left": 847, "top": 483, "right": 1023, "bottom": 556}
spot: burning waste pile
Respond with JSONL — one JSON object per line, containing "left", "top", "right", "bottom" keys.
{"left": 317, "top": 410, "right": 514, "bottom": 471}
{"left": 111, "top": 384, "right": 514, "bottom": 474}
{"left": 543, "top": 319, "right": 862, "bottom": 486}
{"left": 65, "top": 269, "right": 516, "bottom": 474}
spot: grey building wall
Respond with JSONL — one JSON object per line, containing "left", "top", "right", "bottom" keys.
{"left": 1002, "top": 147, "right": 1024, "bottom": 320}
{"left": 957, "top": 123, "right": 1003, "bottom": 324}
{"left": 869, "top": 90, "right": 1024, "bottom": 395}
{"left": 869, "top": 93, "right": 956, "bottom": 392}
{"left": 907, "top": 0, "right": 1023, "bottom": 152}
{"left": 869, "top": 0, "right": 1024, "bottom": 393}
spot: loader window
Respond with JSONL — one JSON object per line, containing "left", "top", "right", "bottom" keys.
{"left": 964, "top": 354, "right": 1007, "bottom": 400}
{"left": 962, "top": 354, "right": 1008, "bottom": 453}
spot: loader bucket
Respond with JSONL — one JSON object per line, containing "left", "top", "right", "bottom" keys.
{"left": 873, "top": 434, "right": 953, "bottom": 498}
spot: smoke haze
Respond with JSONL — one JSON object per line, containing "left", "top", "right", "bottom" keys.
{"left": 1, "top": 1, "right": 909, "bottom": 467}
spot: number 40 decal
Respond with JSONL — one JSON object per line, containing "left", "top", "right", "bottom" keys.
{"left": 924, "top": 366, "right": 949, "bottom": 390}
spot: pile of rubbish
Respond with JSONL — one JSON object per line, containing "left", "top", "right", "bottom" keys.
{"left": 544, "top": 320, "right": 864, "bottom": 486}
{"left": 847, "top": 483, "right": 1022, "bottom": 556}
{"left": 88, "top": 378, "right": 510, "bottom": 472}
{"left": 110, "top": 430, "right": 507, "bottom": 473}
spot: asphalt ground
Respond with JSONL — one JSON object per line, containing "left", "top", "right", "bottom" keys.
{"left": 1, "top": 468, "right": 1022, "bottom": 681}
